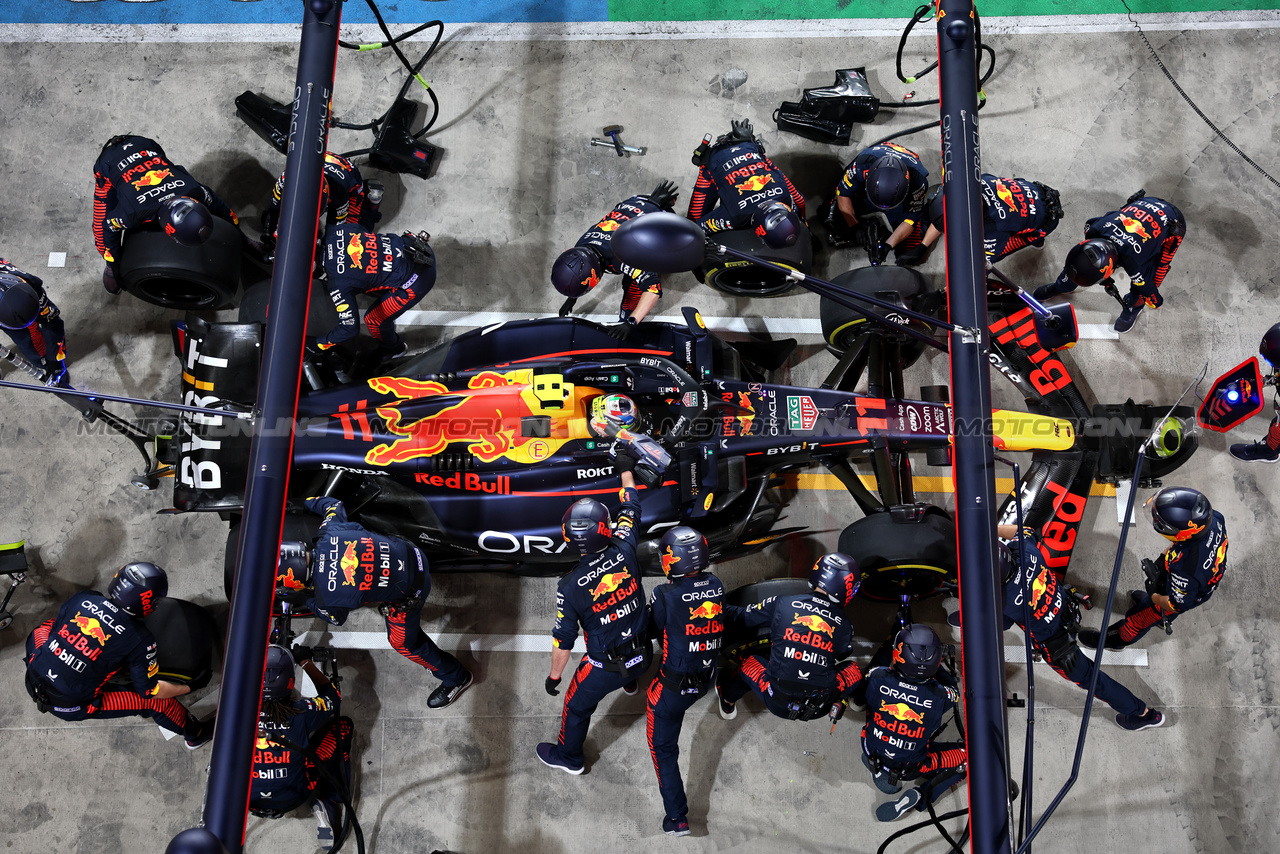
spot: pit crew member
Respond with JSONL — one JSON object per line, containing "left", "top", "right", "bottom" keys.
{"left": 262, "top": 150, "right": 383, "bottom": 243}
{"left": 0, "top": 258, "right": 68, "bottom": 385}
{"left": 1229, "top": 321, "right": 1280, "bottom": 463}
{"left": 900, "top": 175, "right": 1063, "bottom": 266}
{"left": 830, "top": 142, "right": 929, "bottom": 261}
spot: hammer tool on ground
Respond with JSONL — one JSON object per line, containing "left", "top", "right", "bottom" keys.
{"left": 591, "top": 124, "right": 645, "bottom": 156}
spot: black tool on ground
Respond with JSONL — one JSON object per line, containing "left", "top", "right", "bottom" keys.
{"left": 774, "top": 68, "right": 881, "bottom": 146}
{"left": 0, "top": 540, "right": 29, "bottom": 631}
{"left": 590, "top": 125, "right": 645, "bottom": 156}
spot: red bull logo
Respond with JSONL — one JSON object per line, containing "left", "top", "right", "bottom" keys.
{"left": 995, "top": 180, "right": 1018, "bottom": 211}
{"left": 736, "top": 174, "right": 773, "bottom": 193}
{"left": 339, "top": 541, "right": 359, "bottom": 586}
{"left": 130, "top": 168, "right": 171, "bottom": 189}
{"left": 661, "top": 548, "right": 681, "bottom": 576}
{"left": 1030, "top": 571, "right": 1049, "bottom": 607}
{"left": 880, "top": 702, "right": 926, "bottom": 724}
{"left": 278, "top": 567, "right": 307, "bottom": 591}
{"left": 1117, "top": 214, "right": 1152, "bottom": 241}
{"left": 792, "top": 614, "right": 834, "bottom": 636}
{"left": 689, "top": 601, "right": 722, "bottom": 620}
{"left": 892, "top": 643, "right": 906, "bottom": 665}
{"left": 345, "top": 232, "right": 367, "bottom": 268}
{"left": 590, "top": 571, "right": 631, "bottom": 600}
{"left": 72, "top": 612, "right": 111, "bottom": 646}
{"left": 582, "top": 268, "right": 600, "bottom": 290}
{"left": 596, "top": 218, "right": 621, "bottom": 232}
{"left": 255, "top": 736, "right": 273, "bottom": 750}
{"left": 1172, "top": 520, "right": 1205, "bottom": 542}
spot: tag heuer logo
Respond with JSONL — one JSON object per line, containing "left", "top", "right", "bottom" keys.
{"left": 787, "top": 395, "right": 817, "bottom": 430}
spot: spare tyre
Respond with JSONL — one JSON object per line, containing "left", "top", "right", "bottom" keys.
{"left": 703, "top": 226, "right": 813, "bottom": 298}
{"left": 117, "top": 216, "right": 243, "bottom": 310}
{"left": 838, "top": 506, "right": 956, "bottom": 601}
{"left": 104, "top": 597, "right": 219, "bottom": 691}
{"left": 819, "top": 265, "right": 938, "bottom": 368}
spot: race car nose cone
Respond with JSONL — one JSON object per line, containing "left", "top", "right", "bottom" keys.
{"left": 612, "top": 212, "right": 707, "bottom": 273}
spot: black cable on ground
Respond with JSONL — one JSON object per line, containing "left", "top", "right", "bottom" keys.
{"left": 1120, "top": 0, "right": 1280, "bottom": 190}
{"left": 876, "top": 808, "right": 969, "bottom": 854}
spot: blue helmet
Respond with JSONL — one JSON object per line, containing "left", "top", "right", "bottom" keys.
{"left": 160, "top": 196, "right": 214, "bottom": 246}
{"left": 752, "top": 201, "right": 801, "bottom": 248}
{"left": 107, "top": 561, "right": 168, "bottom": 617}
{"left": 261, "top": 644, "right": 296, "bottom": 702}
{"left": 866, "top": 156, "right": 909, "bottom": 210}
{"left": 998, "top": 541, "right": 1016, "bottom": 585}
{"left": 808, "top": 552, "right": 860, "bottom": 606}
{"left": 562, "top": 498, "right": 613, "bottom": 554}
{"left": 551, "top": 246, "right": 604, "bottom": 298}
{"left": 1147, "top": 487, "right": 1212, "bottom": 542}
{"left": 1063, "top": 239, "right": 1118, "bottom": 287}
{"left": 892, "top": 623, "right": 942, "bottom": 681}
{"left": 658, "top": 526, "right": 708, "bottom": 577}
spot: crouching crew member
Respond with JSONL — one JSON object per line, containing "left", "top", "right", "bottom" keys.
{"left": 716, "top": 553, "right": 863, "bottom": 723}
{"left": 24, "top": 562, "right": 214, "bottom": 747}
{"left": 903, "top": 174, "right": 1062, "bottom": 266}
{"left": 537, "top": 447, "right": 650, "bottom": 775}
{"left": 1230, "top": 322, "right": 1280, "bottom": 463}
{"left": 300, "top": 496, "right": 473, "bottom": 708}
{"left": 262, "top": 150, "right": 383, "bottom": 242}
{"left": 830, "top": 142, "right": 929, "bottom": 261}
{"left": 1079, "top": 487, "right": 1227, "bottom": 651}
{"left": 0, "top": 258, "right": 68, "bottom": 384}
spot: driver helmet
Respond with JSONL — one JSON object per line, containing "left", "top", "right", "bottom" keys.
{"left": 589, "top": 393, "right": 640, "bottom": 439}
{"left": 1146, "top": 486, "right": 1212, "bottom": 542}
{"left": 562, "top": 498, "right": 614, "bottom": 554}
{"left": 107, "top": 561, "right": 169, "bottom": 617}
{"left": 0, "top": 275, "right": 39, "bottom": 330}
{"left": 891, "top": 624, "right": 943, "bottom": 681}
{"left": 1259, "top": 321, "right": 1280, "bottom": 372}
{"left": 261, "top": 644, "right": 296, "bottom": 702}
{"left": 276, "top": 541, "right": 314, "bottom": 593}
{"left": 551, "top": 246, "right": 604, "bottom": 298}
{"left": 658, "top": 526, "right": 709, "bottom": 577}
{"left": 808, "top": 552, "right": 860, "bottom": 607}
{"left": 159, "top": 196, "right": 214, "bottom": 246}
{"left": 752, "top": 201, "right": 800, "bottom": 248}
{"left": 866, "top": 155, "right": 910, "bottom": 210}
{"left": 1063, "top": 239, "right": 1118, "bottom": 287}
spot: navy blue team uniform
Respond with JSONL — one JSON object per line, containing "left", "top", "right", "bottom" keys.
{"left": 922, "top": 175, "right": 1060, "bottom": 262}
{"left": 24, "top": 592, "right": 203, "bottom": 739}
{"left": 546, "top": 486, "right": 651, "bottom": 768}
{"left": 687, "top": 143, "right": 806, "bottom": 234}
{"left": 574, "top": 197, "right": 665, "bottom": 319}
{"left": 268, "top": 151, "right": 376, "bottom": 232}
{"left": 0, "top": 259, "right": 67, "bottom": 380}
{"left": 857, "top": 663, "right": 965, "bottom": 785}
{"left": 92, "top": 135, "right": 238, "bottom": 273}
{"left": 835, "top": 143, "right": 929, "bottom": 241}
{"left": 318, "top": 224, "right": 435, "bottom": 354}
{"left": 720, "top": 593, "right": 862, "bottom": 718}
{"left": 646, "top": 571, "right": 734, "bottom": 825}
{"left": 250, "top": 679, "right": 351, "bottom": 814}
{"left": 1048, "top": 197, "right": 1185, "bottom": 308}
{"left": 303, "top": 497, "right": 467, "bottom": 688}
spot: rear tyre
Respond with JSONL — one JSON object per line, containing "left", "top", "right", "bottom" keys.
{"left": 139, "top": 598, "right": 218, "bottom": 690}
{"left": 704, "top": 227, "right": 813, "bottom": 297}
{"left": 224, "top": 514, "right": 322, "bottom": 601}
{"left": 838, "top": 507, "right": 957, "bottom": 601}
{"left": 238, "top": 278, "right": 340, "bottom": 333}
{"left": 819, "top": 265, "right": 937, "bottom": 368}
{"left": 117, "top": 217, "right": 243, "bottom": 310}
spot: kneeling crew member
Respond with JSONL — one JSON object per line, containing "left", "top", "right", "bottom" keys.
{"left": 537, "top": 447, "right": 650, "bottom": 775}
{"left": 856, "top": 624, "right": 966, "bottom": 822}
{"left": 263, "top": 150, "right": 383, "bottom": 241}
{"left": 1079, "top": 487, "right": 1227, "bottom": 651}
{"left": 716, "top": 553, "right": 863, "bottom": 722}
{"left": 904, "top": 174, "right": 1062, "bottom": 266}
{"left": 831, "top": 142, "right": 929, "bottom": 260}
{"left": 300, "top": 496, "right": 473, "bottom": 708}
{"left": 0, "top": 258, "right": 68, "bottom": 384}
{"left": 687, "top": 119, "right": 805, "bottom": 246}
{"left": 24, "top": 562, "right": 214, "bottom": 747}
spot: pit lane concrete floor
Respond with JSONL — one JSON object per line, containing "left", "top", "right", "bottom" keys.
{"left": 0, "top": 17, "right": 1278, "bottom": 854}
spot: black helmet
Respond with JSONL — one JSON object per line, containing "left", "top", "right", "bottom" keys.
{"left": 866, "top": 156, "right": 910, "bottom": 210}
{"left": 808, "top": 552, "right": 860, "bottom": 606}
{"left": 107, "top": 561, "right": 169, "bottom": 617}
{"left": 562, "top": 498, "right": 613, "bottom": 554}
{"left": 752, "top": 201, "right": 801, "bottom": 249}
{"left": 261, "top": 644, "right": 296, "bottom": 702}
{"left": 1259, "top": 321, "right": 1280, "bottom": 372}
{"left": 1146, "top": 486, "right": 1212, "bottom": 542}
{"left": 160, "top": 196, "right": 214, "bottom": 246}
{"left": 658, "top": 526, "right": 708, "bottom": 577}
{"left": 1063, "top": 239, "right": 1118, "bottom": 287}
{"left": 0, "top": 275, "right": 39, "bottom": 330}
{"left": 891, "top": 623, "right": 943, "bottom": 681}
{"left": 276, "top": 541, "right": 314, "bottom": 593}
{"left": 998, "top": 541, "right": 1016, "bottom": 585}
{"left": 551, "top": 246, "right": 604, "bottom": 298}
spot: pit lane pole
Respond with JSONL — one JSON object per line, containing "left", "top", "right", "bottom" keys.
{"left": 936, "top": 1, "right": 1013, "bottom": 851}
{"left": 182, "top": 2, "right": 342, "bottom": 851}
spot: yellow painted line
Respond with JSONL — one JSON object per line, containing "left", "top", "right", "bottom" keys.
{"left": 783, "top": 473, "right": 1116, "bottom": 497}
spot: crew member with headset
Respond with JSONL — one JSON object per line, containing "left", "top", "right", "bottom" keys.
{"left": 536, "top": 443, "right": 650, "bottom": 776}
{"left": 1034, "top": 190, "right": 1186, "bottom": 333}
{"left": 829, "top": 142, "right": 929, "bottom": 261}
{"left": 901, "top": 174, "right": 1063, "bottom": 266}
{"left": 92, "top": 134, "right": 242, "bottom": 294}
{"left": 0, "top": 257, "right": 68, "bottom": 385}
{"left": 23, "top": 562, "right": 214, "bottom": 747}
{"left": 551, "top": 181, "right": 680, "bottom": 338}
{"left": 854, "top": 624, "right": 967, "bottom": 822}
{"left": 644, "top": 526, "right": 737, "bottom": 837}
{"left": 250, "top": 644, "right": 353, "bottom": 853}
{"left": 262, "top": 150, "right": 384, "bottom": 245}
{"left": 296, "top": 495, "right": 473, "bottom": 709}
{"left": 1230, "top": 322, "right": 1280, "bottom": 463}
{"left": 1078, "top": 487, "right": 1227, "bottom": 651}
{"left": 716, "top": 553, "right": 863, "bottom": 724}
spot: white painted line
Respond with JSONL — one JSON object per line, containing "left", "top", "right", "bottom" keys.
{"left": 1115, "top": 480, "right": 1136, "bottom": 526}
{"left": 1077, "top": 324, "right": 1119, "bottom": 341}
{"left": 298, "top": 630, "right": 1149, "bottom": 666}
{"left": 47, "top": 252, "right": 66, "bottom": 268}
{"left": 4, "top": 13, "right": 1279, "bottom": 43}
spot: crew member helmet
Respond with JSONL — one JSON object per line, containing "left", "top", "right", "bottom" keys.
{"left": 1063, "top": 239, "right": 1118, "bottom": 287}
{"left": 752, "top": 201, "right": 801, "bottom": 249}
{"left": 998, "top": 541, "right": 1017, "bottom": 585}
{"left": 562, "top": 498, "right": 614, "bottom": 554}
{"left": 551, "top": 246, "right": 605, "bottom": 298}
{"left": 159, "top": 196, "right": 214, "bottom": 246}
{"left": 658, "top": 526, "right": 709, "bottom": 577}
{"left": 891, "top": 623, "right": 943, "bottom": 681}
{"left": 1146, "top": 486, "right": 1212, "bottom": 542}
{"left": 107, "top": 561, "right": 169, "bottom": 617}
{"left": 0, "top": 276, "right": 39, "bottom": 330}
{"left": 261, "top": 644, "right": 296, "bottom": 702}
{"left": 808, "top": 552, "right": 861, "bottom": 607}
{"left": 276, "top": 541, "right": 314, "bottom": 593}
{"left": 1259, "top": 321, "right": 1280, "bottom": 372}
{"left": 589, "top": 393, "right": 640, "bottom": 438}
{"left": 866, "top": 156, "right": 910, "bottom": 210}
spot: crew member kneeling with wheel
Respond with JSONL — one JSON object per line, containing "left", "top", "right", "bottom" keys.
{"left": 829, "top": 142, "right": 929, "bottom": 263}
{"left": 0, "top": 258, "right": 69, "bottom": 386}
{"left": 250, "top": 644, "right": 354, "bottom": 853}
{"left": 297, "top": 496, "right": 473, "bottom": 709}
{"left": 854, "top": 624, "right": 967, "bottom": 822}
{"left": 715, "top": 553, "right": 863, "bottom": 723}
